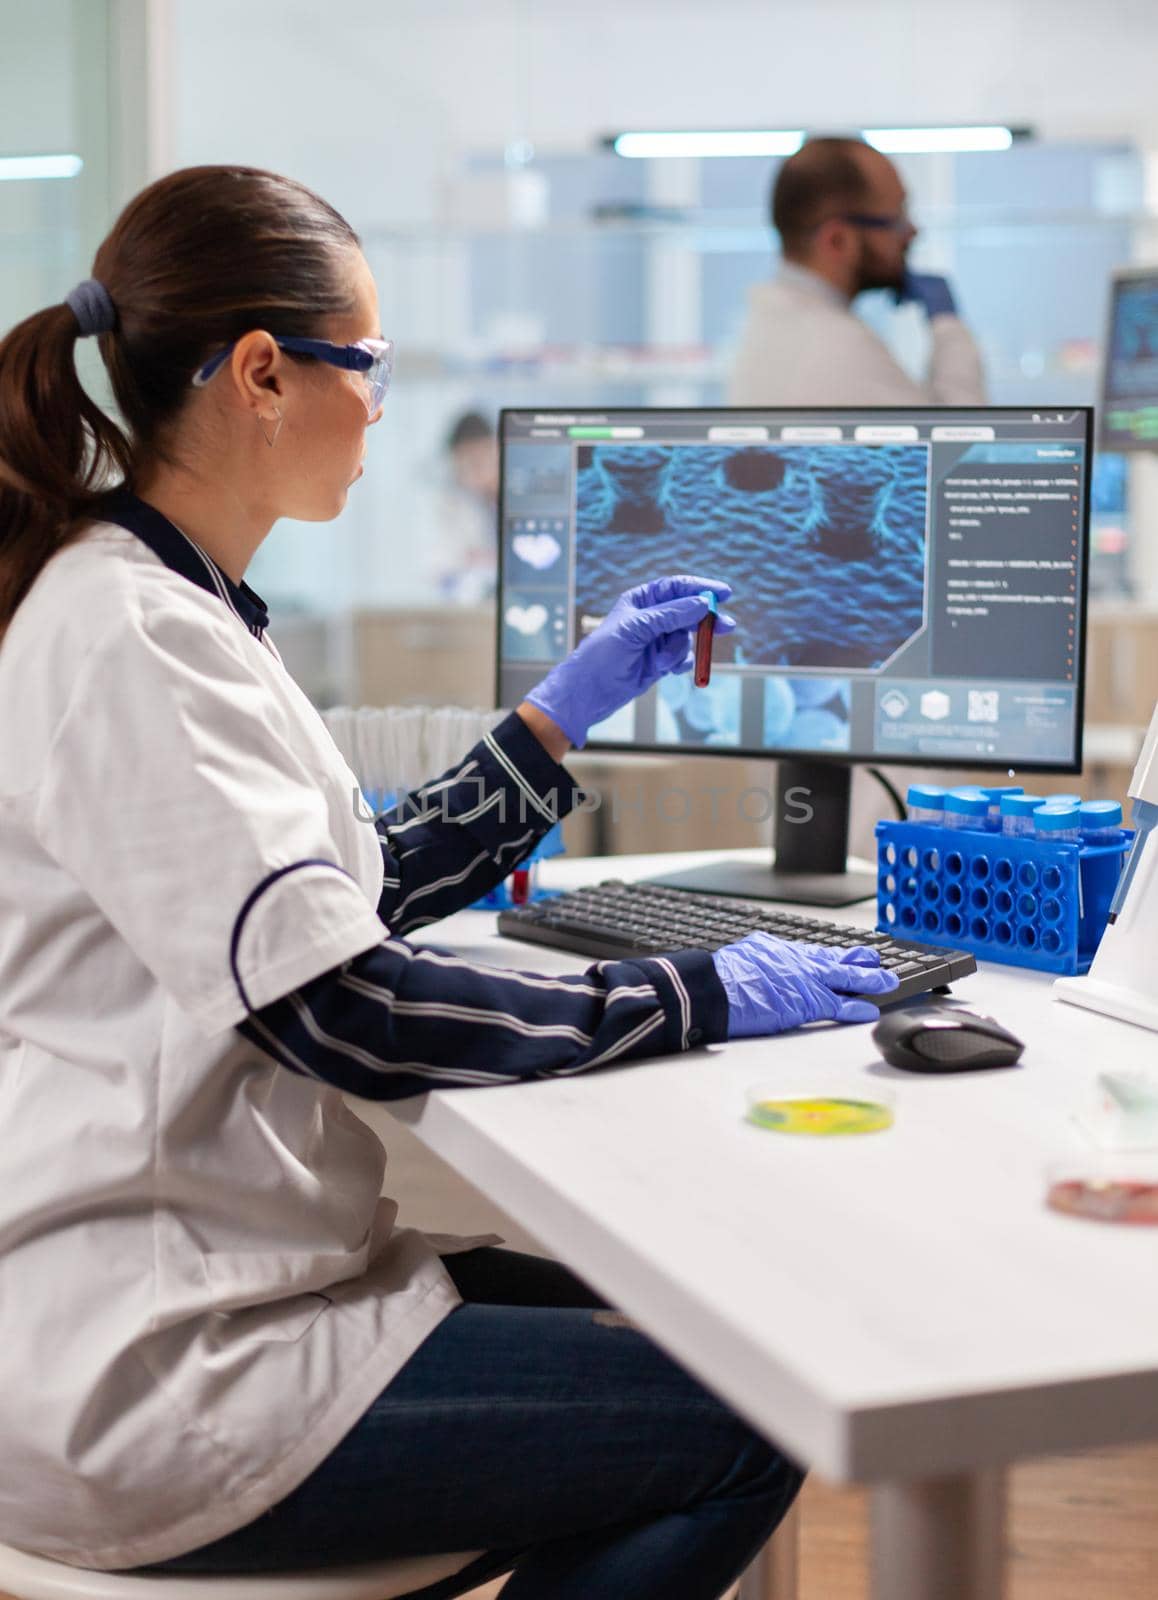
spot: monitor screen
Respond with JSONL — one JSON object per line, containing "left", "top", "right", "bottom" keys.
{"left": 1101, "top": 269, "right": 1158, "bottom": 451}
{"left": 496, "top": 406, "right": 1091, "bottom": 774}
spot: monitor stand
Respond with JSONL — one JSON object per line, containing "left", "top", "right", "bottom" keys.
{"left": 646, "top": 760, "right": 878, "bottom": 908}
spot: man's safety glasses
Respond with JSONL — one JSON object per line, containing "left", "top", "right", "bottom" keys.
{"left": 192, "top": 336, "right": 394, "bottom": 415}
{"left": 839, "top": 211, "right": 914, "bottom": 235}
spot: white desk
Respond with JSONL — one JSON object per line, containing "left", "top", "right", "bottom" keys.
{"left": 397, "top": 849, "right": 1158, "bottom": 1600}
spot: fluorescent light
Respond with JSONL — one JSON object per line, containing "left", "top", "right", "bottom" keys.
{"left": 863, "top": 126, "right": 1016, "bottom": 154}
{"left": 608, "top": 126, "right": 1026, "bottom": 160}
{"left": 0, "top": 154, "right": 84, "bottom": 181}
{"left": 612, "top": 130, "right": 805, "bottom": 160}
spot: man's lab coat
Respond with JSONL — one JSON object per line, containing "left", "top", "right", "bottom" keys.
{"left": 726, "top": 261, "right": 988, "bottom": 859}
{"left": 728, "top": 261, "right": 987, "bottom": 407}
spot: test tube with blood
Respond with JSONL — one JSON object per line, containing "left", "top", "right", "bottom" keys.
{"left": 694, "top": 590, "right": 718, "bottom": 688}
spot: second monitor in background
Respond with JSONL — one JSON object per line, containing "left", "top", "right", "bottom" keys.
{"left": 497, "top": 406, "right": 1092, "bottom": 905}
{"left": 1101, "top": 267, "right": 1158, "bottom": 452}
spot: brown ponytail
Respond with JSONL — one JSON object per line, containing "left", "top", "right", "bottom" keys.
{"left": 0, "top": 304, "right": 132, "bottom": 623}
{"left": 0, "top": 165, "right": 361, "bottom": 630}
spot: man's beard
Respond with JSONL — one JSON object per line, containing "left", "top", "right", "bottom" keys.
{"left": 853, "top": 236, "right": 905, "bottom": 297}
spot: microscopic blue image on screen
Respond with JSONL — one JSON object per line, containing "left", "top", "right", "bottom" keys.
{"left": 763, "top": 677, "right": 851, "bottom": 752}
{"left": 574, "top": 443, "right": 928, "bottom": 670}
{"left": 503, "top": 593, "right": 563, "bottom": 661}
{"left": 656, "top": 674, "right": 742, "bottom": 747}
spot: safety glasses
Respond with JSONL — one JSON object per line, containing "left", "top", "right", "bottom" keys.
{"left": 839, "top": 211, "right": 914, "bottom": 235}
{"left": 192, "top": 335, "right": 394, "bottom": 416}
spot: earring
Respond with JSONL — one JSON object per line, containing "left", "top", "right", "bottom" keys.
{"left": 258, "top": 407, "right": 284, "bottom": 448}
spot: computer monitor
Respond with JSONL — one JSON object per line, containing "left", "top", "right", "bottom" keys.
{"left": 1101, "top": 268, "right": 1158, "bottom": 451}
{"left": 496, "top": 405, "right": 1092, "bottom": 905}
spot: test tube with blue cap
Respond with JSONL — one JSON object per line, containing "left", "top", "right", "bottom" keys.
{"left": 943, "top": 787, "right": 989, "bottom": 831}
{"left": 979, "top": 785, "right": 1023, "bottom": 831}
{"left": 1034, "top": 802, "right": 1081, "bottom": 844}
{"left": 1000, "top": 792, "right": 1045, "bottom": 838}
{"left": 906, "top": 783, "right": 945, "bottom": 824}
{"left": 1079, "top": 799, "right": 1123, "bottom": 842}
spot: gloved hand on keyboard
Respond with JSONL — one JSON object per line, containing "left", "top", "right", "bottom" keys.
{"left": 524, "top": 575, "right": 736, "bottom": 749}
{"left": 712, "top": 931, "right": 899, "bottom": 1037}
{"left": 894, "top": 270, "right": 958, "bottom": 320}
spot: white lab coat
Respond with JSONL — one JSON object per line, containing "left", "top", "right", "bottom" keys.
{"left": 0, "top": 523, "right": 472, "bottom": 1569}
{"left": 728, "top": 263, "right": 987, "bottom": 407}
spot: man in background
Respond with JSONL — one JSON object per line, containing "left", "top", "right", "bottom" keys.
{"left": 429, "top": 410, "right": 500, "bottom": 604}
{"left": 729, "top": 136, "right": 986, "bottom": 405}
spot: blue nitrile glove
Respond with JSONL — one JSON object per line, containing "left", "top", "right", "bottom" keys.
{"left": 525, "top": 575, "right": 736, "bottom": 748}
{"left": 896, "top": 270, "right": 958, "bottom": 319}
{"left": 712, "top": 931, "right": 899, "bottom": 1038}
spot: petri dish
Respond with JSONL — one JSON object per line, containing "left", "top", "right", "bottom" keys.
{"left": 746, "top": 1082, "right": 895, "bottom": 1137}
{"left": 1045, "top": 1156, "right": 1158, "bottom": 1226}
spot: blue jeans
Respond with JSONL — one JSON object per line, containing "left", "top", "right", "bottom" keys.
{"left": 143, "top": 1248, "right": 803, "bottom": 1599}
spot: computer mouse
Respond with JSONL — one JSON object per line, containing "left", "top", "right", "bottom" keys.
{"left": 871, "top": 1007, "right": 1025, "bottom": 1073}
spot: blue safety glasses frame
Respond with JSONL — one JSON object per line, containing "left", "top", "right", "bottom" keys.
{"left": 192, "top": 335, "right": 394, "bottom": 415}
{"left": 839, "top": 211, "right": 915, "bottom": 235}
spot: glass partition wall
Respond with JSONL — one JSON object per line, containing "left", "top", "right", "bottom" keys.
{"left": 3, "top": 28, "right": 1151, "bottom": 710}
{"left": 237, "top": 137, "right": 1158, "bottom": 710}
{"left": 0, "top": 0, "right": 115, "bottom": 401}
{"left": 6, "top": 18, "right": 1152, "bottom": 841}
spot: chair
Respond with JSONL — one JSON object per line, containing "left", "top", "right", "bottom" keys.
{"left": 0, "top": 1542, "right": 483, "bottom": 1600}
{"left": 0, "top": 1497, "right": 799, "bottom": 1600}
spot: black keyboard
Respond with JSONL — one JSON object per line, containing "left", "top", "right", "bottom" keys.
{"left": 497, "top": 881, "right": 976, "bottom": 1008}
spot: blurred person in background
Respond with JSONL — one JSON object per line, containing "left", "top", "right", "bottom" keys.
{"left": 730, "top": 135, "right": 987, "bottom": 405}
{"left": 430, "top": 408, "right": 499, "bottom": 603}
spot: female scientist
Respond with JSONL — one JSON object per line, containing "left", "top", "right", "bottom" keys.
{"left": 0, "top": 166, "right": 895, "bottom": 1599}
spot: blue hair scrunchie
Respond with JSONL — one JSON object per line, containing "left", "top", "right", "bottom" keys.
{"left": 65, "top": 278, "right": 116, "bottom": 338}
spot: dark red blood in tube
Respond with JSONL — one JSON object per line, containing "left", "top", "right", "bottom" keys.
{"left": 694, "top": 613, "right": 715, "bottom": 688}
{"left": 510, "top": 867, "right": 531, "bottom": 905}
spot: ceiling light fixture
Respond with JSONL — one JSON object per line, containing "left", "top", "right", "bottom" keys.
{"left": 864, "top": 126, "right": 1021, "bottom": 154}
{"left": 610, "top": 130, "right": 806, "bottom": 160}
{"left": 606, "top": 126, "right": 1028, "bottom": 159}
{"left": 0, "top": 154, "right": 84, "bottom": 182}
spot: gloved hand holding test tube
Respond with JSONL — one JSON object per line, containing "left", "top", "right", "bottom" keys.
{"left": 525, "top": 574, "right": 735, "bottom": 748}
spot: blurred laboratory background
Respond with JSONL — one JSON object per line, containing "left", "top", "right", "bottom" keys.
{"left": 6, "top": 0, "right": 1158, "bottom": 847}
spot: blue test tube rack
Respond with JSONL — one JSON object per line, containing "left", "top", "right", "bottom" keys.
{"left": 874, "top": 819, "right": 1131, "bottom": 975}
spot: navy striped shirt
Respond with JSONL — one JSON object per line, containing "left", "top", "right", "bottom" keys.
{"left": 239, "top": 710, "right": 729, "bottom": 1098}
